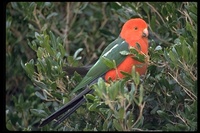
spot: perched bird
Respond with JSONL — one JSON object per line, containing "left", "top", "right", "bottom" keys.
{"left": 39, "top": 18, "right": 149, "bottom": 127}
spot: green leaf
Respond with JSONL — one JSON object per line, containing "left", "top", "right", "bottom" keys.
{"left": 27, "top": 39, "right": 37, "bottom": 51}
{"left": 73, "top": 48, "right": 83, "bottom": 60}
{"left": 67, "top": 56, "right": 74, "bottom": 65}
{"left": 6, "top": 120, "right": 15, "bottom": 131}
{"left": 127, "top": 111, "right": 134, "bottom": 128}
{"left": 134, "top": 54, "right": 145, "bottom": 63}
{"left": 129, "top": 47, "right": 139, "bottom": 55}
{"left": 137, "top": 54, "right": 145, "bottom": 63}
{"left": 30, "top": 109, "right": 47, "bottom": 117}
{"left": 119, "top": 50, "right": 130, "bottom": 56}
{"left": 88, "top": 102, "right": 101, "bottom": 111}
{"left": 102, "top": 56, "right": 116, "bottom": 69}
{"left": 157, "top": 110, "right": 172, "bottom": 123}
{"left": 150, "top": 105, "right": 159, "bottom": 115}
{"left": 43, "top": 35, "right": 54, "bottom": 56}
{"left": 108, "top": 82, "right": 119, "bottom": 100}
{"left": 168, "top": 50, "right": 178, "bottom": 66}
{"left": 163, "top": 49, "right": 171, "bottom": 62}
{"left": 129, "top": 46, "right": 146, "bottom": 63}
{"left": 118, "top": 108, "right": 125, "bottom": 120}
{"left": 35, "top": 32, "right": 40, "bottom": 39}
{"left": 113, "top": 119, "right": 122, "bottom": 131}
{"left": 51, "top": 91, "right": 62, "bottom": 99}
{"left": 45, "top": 58, "right": 52, "bottom": 76}
{"left": 50, "top": 82, "right": 57, "bottom": 90}
{"left": 37, "top": 47, "right": 44, "bottom": 58}
{"left": 85, "top": 93, "right": 95, "bottom": 101}
{"left": 37, "top": 58, "right": 46, "bottom": 72}
{"left": 32, "top": 79, "right": 48, "bottom": 90}
{"left": 176, "top": 123, "right": 189, "bottom": 130}
{"left": 155, "top": 45, "right": 162, "bottom": 51}
{"left": 58, "top": 43, "right": 66, "bottom": 57}
{"left": 35, "top": 91, "right": 46, "bottom": 100}
{"left": 72, "top": 71, "right": 83, "bottom": 83}
{"left": 94, "top": 78, "right": 106, "bottom": 98}
{"left": 46, "top": 12, "right": 58, "bottom": 19}
{"left": 21, "top": 59, "right": 35, "bottom": 77}
{"left": 110, "top": 2, "right": 122, "bottom": 10}
{"left": 129, "top": 83, "right": 135, "bottom": 101}
{"left": 120, "top": 71, "right": 132, "bottom": 79}
{"left": 134, "top": 115, "right": 144, "bottom": 128}
{"left": 133, "top": 97, "right": 139, "bottom": 105}
{"left": 49, "top": 31, "right": 57, "bottom": 49}
{"left": 56, "top": 52, "right": 61, "bottom": 60}
{"left": 131, "top": 66, "right": 140, "bottom": 86}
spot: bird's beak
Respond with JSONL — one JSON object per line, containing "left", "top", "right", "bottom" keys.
{"left": 142, "top": 28, "right": 148, "bottom": 37}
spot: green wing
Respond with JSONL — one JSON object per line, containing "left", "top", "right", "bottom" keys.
{"left": 71, "top": 36, "right": 129, "bottom": 94}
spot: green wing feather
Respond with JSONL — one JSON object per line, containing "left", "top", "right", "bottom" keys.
{"left": 71, "top": 36, "right": 129, "bottom": 94}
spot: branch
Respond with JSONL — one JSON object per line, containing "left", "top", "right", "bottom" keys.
{"left": 63, "top": 2, "right": 71, "bottom": 54}
{"left": 33, "top": 4, "right": 41, "bottom": 31}
{"left": 132, "top": 102, "right": 146, "bottom": 128}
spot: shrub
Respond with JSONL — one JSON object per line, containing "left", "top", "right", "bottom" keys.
{"left": 6, "top": 2, "right": 197, "bottom": 131}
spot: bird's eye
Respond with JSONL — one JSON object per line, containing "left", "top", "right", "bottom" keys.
{"left": 134, "top": 27, "right": 138, "bottom": 30}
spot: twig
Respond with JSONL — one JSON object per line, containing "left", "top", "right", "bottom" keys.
{"left": 177, "top": 7, "right": 194, "bottom": 29}
{"left": 100, "top": 4, "right": 108, "bottom": 29}
{"left": 145, "top": 2, "right": 172, "bottom": 46}
{"left": 33, "top": 4, "right": 41, "bottom": 31}
{"left": 70, "top": 2, "right": 80, "bottom": 29}
{"left": 178, "top": 60, "right": 197, "bottom": 81}
{"left": 56, "top": 79, "right": 66, "bottom": 93}
{"left": 149, "top": 60, "right": 167, "bottom": 68}
{"left": 145, "top": 2, "right": 165, "bottom": 24}
{"left": 51, "top": 24, "right": 63, "bottom": 37}
{"left": 176, "top": 113, "right": 189, "bottom": 127}
{"left": 132, "top": 102, "right": 146, "bottom": 128}
{"left": 63, "top": 2, "right": 71, "bottom": 54}
{"left": 42, "top": 89, "right": 62, "bottom": 103}
{"left": 168, "top": 72, "right": 196, "bottom": 101}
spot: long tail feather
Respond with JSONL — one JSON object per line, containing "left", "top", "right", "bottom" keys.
{"left": 39, "top": 75, "right": 103, "bottom": 127}
{"left": 53, "top": 89, "right": 94, "bottom": 126}
{"left": 39, "top": 87, "right": 93, "bottom": 127}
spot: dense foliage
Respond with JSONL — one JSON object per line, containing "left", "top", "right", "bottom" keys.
{"left": 6, "top": 2, "right": 197, "bottom": 131}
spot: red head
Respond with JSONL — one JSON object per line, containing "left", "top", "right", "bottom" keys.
{"left": 120, "top": 18, "right": 148, "bottom": 54}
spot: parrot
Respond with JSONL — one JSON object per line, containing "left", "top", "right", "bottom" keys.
{"left": 39, "top": 18, "right": 149, "bottom": 127}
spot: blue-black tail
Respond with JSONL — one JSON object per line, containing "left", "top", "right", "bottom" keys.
{"left": 39, "top": 87, "right": 94, "bottom": 127}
